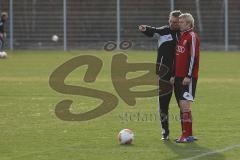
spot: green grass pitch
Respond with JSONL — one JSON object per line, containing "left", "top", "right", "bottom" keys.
{"left": 1, "top": 50, "right": 240, "bottom": 160}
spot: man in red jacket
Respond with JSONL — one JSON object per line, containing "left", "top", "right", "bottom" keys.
{"left": 170, "top": 13, "right": 200, "bottom": 143}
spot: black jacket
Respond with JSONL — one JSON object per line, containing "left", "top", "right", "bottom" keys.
{"left": 0, "top": 18, "right": 6, "bottom": 34}
{"left": 141, "top": 25, "right": 179, "bottom": 77}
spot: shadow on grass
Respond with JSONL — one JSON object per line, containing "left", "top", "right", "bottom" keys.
{"left": 163, "top": 140, "right": 225, "bottom": 160}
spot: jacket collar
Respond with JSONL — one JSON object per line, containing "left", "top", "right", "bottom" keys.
{"left": 181, "top": 28, "right": 193, "bottom": 35}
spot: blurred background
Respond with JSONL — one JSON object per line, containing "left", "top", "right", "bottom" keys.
{"left": 0, "top": 0, "right": 239, "bottom": 51}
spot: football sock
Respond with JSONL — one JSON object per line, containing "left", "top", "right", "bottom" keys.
{"left": 182, "top": 111, "right": 192, "bottom": 137}
{"left": 180, "top": 111, "right": 183, "bottom": 132}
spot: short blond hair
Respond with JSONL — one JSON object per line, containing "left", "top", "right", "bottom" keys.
{"left": 179, "top": 13, "right": 195, "bottom": 28}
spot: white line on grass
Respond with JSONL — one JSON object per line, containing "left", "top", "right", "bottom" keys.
{"left": 182, "top": 144, "right": 240, "bottom": 160}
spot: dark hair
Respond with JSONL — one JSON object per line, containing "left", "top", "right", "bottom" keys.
{"left": 1, "top": 12, "right": 8, "bottom": 18}
{"left": 169, "top": 10, "right": 182, "bottom": 17}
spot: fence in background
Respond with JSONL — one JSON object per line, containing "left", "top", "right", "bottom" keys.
{"left": 0, "top": 0, "right": 239, "bottom": 51}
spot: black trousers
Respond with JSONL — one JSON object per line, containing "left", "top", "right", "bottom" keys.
{"left": 0, "top": 35, "right": 4, "bottom": 51}
{"left": 158, "top": 72, "right": 172, "bottom": 136}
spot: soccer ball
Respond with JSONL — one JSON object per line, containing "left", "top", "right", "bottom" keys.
{"left": 118, "top": 129, "right": 134, "bottom": 144}
{"left": 52, "top": 35, "right": 59, "bottom": 42}
{"left": 0, "top": 51, "right": 7, "bottom": 58}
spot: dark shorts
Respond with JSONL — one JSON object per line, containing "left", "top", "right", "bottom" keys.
{"left": 174, "top": 77, "right": 197, "bottom": 102}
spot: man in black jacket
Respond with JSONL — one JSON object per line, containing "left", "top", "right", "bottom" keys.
{"left": 0, "top": 12, "right": 8, "bottom": 53}
{"left": 139, "top": 10, "right": 181, "bottom": 140}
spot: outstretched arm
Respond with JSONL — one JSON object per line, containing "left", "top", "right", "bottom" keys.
{"left": 138, "top": 25, "right": 158, "bottom": 37}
